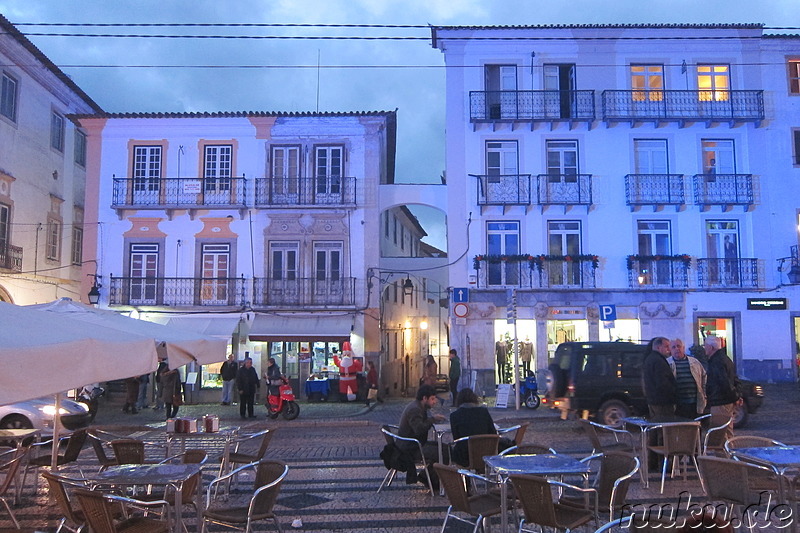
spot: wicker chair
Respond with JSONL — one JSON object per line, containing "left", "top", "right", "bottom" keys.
{"left": 433, "top": 463, "right": 504, "bottom": 533}
{"left": 74, "top": 488, "right": 170, "bottom": 533}
{"left": 110, "top": 439, "right": 148, "bottom": 465}
{"left": 509, "top": 473, "right": 597, "bottom": 533}
{"left": 224, "top": 429, "right": 276, "bottom": 491}
{"left": 646, "top": 421, "right": 704, "bottom": 494}
{"left": 578, "top": 419, "right": 636, "bottom": 456}
{"left": 560, "top": 452, "right": 639, "bottom": 523}
{"left": 88, "top": 433, "right": 118, "bottom": 472}
{"left": 0, "top": 448, "right": 26, "bottom": 529}
{"left": 498, "top": 422, "right": 530, "bottom": 447}
{"left": 702, "top": 417, "right": 733, "bottom": 456}
{"left": 724, "top": 435, "right": 786, "bottom": 457}
{"left": 201, "top": 459, "right": 288, "bottom": 533}
{"left": 451, "top": 434, "right": 500, "bottom": 475}
{"left": 42, "top": 470, "right": 100, "bottom": 533}
{"left": 24, "top": 429, "right": 88, "bottom": 490}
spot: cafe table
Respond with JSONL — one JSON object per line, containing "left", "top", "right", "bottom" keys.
{"left": 484, "top": 453, "right": 593, "bottom": 532}
{"left": 732, "top": 445, "right": 800, "bottom": 476}
{"left": 81, "top": 463, "right": 202, "bottom": 533}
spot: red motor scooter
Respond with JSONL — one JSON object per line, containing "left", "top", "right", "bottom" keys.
{"left": 267, "top": 378, "right": 300, "bottom": 420}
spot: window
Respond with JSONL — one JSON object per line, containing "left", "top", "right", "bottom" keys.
{"left": 200, "top": 243, "right": 230, "bottom": 304}
{"left": 71, "top": 226, "right": 83, "bottom": 265}
{"left": 793, "top": 130, "right": 800, "bottom": 165}
{"left": 637, "top": 220, "right": 672, "bottom": 285}
{"left": 546, "top": 140, "right": 579, "bottom": 183}
{"left": 484, "top": 65, "right": 517, "bottom": 119}
{"left": 74, "top": 130, "right": 87, "bottom": 167}
{"left": 697, "top": 64, "right": 729, "bottom": 101}
{"left": 129, "top": 243, "right": 159, "bottom": 304}
{"left": 631, "top": 64, "right": 664, "bottom": 101}
{"left": 701, "top": 139, "right": 735, "bottom": 175}
{"left": 400, "top": 226, "right": 405, "bottom": 251}
{"left": 45, "top": 219, "right": 61, "bottom": 260}
{"left": 50, "top": 112, "right": 65, "bottom": 152}
{"left": 0, "top": 204, "right": 9, "bottom": 249}
{"left": 486, "top": 221, "right": 520, "bottom": 286}
{"left": 314, "top": 242, "right": 342, "bottom": 281}
{"left": 486, "top": 141, "right": 519, "bottom": 181}
{"left": 543, "top": 64, "right": 576, "bottom": 118}
{"left": 393, "top": 215, "right": 397, "bottom": 244}
{"left": 270, "top": 242, "right": 298, "bottom": 281}
{"left": 789, "top": 60, "right": 800, "bottom": 94}
{"left": 1, "top": 72, "right": 17, "bottom": 121}
{"left": 384, "top": 211, "right": 389, "bottom": 238}
{"left": 271, "top": 145, "right": 300, "bottom": 196}
{"left": 203, "top": 145, "right": 232, "bottom": 191}
{"left": 706, "top": 220, "right": 740, "bottom": 285}
{"left": 315, "top": 146, "right": 343, "bottom": 196}
{"left": 132, "top": 145, "right": 162, "bottom": 202}
{"left": 548, "top": 221, "right": 581, "bottom": 286}
{"left": 634, "top": 139, "right": 668, "bottom": 174}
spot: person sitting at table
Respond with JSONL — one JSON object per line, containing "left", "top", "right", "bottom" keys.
{"left": 449, "top": 387, "right": 513, "bottom": 467}
{"left": 397, "top": 384, "right": 446, "bottom": 489}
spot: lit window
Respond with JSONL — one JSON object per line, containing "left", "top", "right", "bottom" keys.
{"left": 697, "top": 65, "right": 729, "bottom": 102}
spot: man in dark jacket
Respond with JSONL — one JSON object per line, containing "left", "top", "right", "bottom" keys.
{"left": 642, "top": 336, "right": 678, "bottom": 418}
{"left": 220, "top": 353, "right": 238, "bottom": 406}
{"left": 236, "top": 357, "right": 260, "bottom": 419}
{"left": 704, "top": 336, "right": 741, "bottom": 440}
{"left": 448, "top": 349, "right": 461, "bottom": 406}
{"left": 397, "top": 384, "right": 445, "bottom": 489}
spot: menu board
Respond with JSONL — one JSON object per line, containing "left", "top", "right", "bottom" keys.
{"left": 495, "top": 384, "right": 512, "bottom": 408}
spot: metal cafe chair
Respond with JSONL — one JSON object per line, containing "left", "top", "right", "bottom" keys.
{"left": 433, "top": 463, "right": 505, "bottom": 533}
{"left": 377, "top": 424, "right": 435, "bottom": 495}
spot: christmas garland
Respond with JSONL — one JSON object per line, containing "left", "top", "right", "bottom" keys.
{"left": 626, "top": 254, "right": 691, "bottom": 270}
{"left": 472, "top": 254, "right": 600, "bottom": 270}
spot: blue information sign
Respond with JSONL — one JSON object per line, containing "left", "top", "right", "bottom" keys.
{"left": 452, "top": 287, "right": 470, "bottom": 303}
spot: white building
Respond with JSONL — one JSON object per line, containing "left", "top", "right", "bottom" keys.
{"left": 75, "top": 111, "right": 396, "bottom": 401}
{"left": 432, "top": 24, "right": 800, "bottom": 391}
{"left": 0, "top": 14, "right": 102, "bottom": 305}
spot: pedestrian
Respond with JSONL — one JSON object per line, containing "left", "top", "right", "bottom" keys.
{"left": 219, "top": 353, "right": 238, "bottom": 406}
{"left": 642, "top": 336, "right": 677, "bottom": 418}
{"left": 366, "top": 361, "right": 379, "bottom": 407}
{"left": 449, "top": 388, "right": 512, "bottom": 467}
{"left": 135, "top": 373, "right": 149, "bottom": 410}
{"left": 397, "top": 384, "right": 446, "bottom": 491}
{"left": 422, "top": 354, "right": 438, "bottom": 386}
{"left": 704, "top": 336, "right": 741, "bottom": 441}
{"left": 122, "top": 376, "right": 139, "bottom": 414}
{"left": 448, "top": 349, "right": 461, "bottom": 406}
{"left": 237, "top": 356, "right": 260, "bottom": 419}
{"left": 668, "top": 338, "right": 707, "bottom": 420}
{"left": 153, "top": 356, "right": 168, "bottom": 411}
{"left": 160, "top": 363, "right": 181, "bottom": 419}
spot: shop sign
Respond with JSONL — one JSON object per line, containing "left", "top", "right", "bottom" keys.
{"left": 548, "top": 307, "right": 585, "bottom": 319}
{"left": 747, "top": 298, "right": 787, "bottom": 310}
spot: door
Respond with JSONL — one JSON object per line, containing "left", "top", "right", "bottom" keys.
{"left": 633, "top": 139, "right": 670, "bottom": 203}
{"left": 637, "top": 220, "right": 672, "bottom": 286}
{"left": 706, "top": 220, "right": 739, "bottom": 286}
{"left": 630, "top": 64, "right": 664, "bottom": 117}
{"left": 544, "top": 140, "right": 579, "bottom": 203}
{"left": 314, "top": 146, "right": 343, "bottom": 203}
{"left": 271, "top": 146, "right": 300, "bottom": 203}
{"left": 486, "top": 221, "right": 520, "bottom": 286}
{"left": 485, "top": 65, "right": 517, "bottom": 119}
{"left": 543, "top": 64, "right": 576, "bottom": 118}
{"left": 203, "top": 145, "right": 232, "bottom": 204}
{"left": 701, "top": 140, "right": 735, "bottom": 201}
{"left": 313, "top": 242, "right": 343, "bottom": 303}
{"left": 269, "top": 242, "right": 299, "bottom": 304}
{"left": 485, "top": 141, "right": 520, "bottom": 201}
{"left": 200, "top": 243, "right": 230, "bottom": 305}
{"left": 132, "top": 146, "right": 162, "bottom": 205}
{"left": 129, "top": 244, "right": 159, "bottom": 305}
{"left": 548, "top": 221, "right": 581, "bottom": 286}
{"left": 697, "top": 65, "right": 730, "bottom": 117}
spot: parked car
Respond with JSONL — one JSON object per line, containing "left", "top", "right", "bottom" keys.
{"left": 0, "top": 397, "right": 91, "bottom": 434}
{"left": 542, "top": 341, "right": 763, "bottom": 428}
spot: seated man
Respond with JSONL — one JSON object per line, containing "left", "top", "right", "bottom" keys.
{"left": 450, "top": 387, "right": 512, "bottom": 466}
{"left": 397, "top": 384, "right": 446, "bottom": 487}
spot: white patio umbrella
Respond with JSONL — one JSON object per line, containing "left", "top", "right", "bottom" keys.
{"left": 0, "top": 301, "right": 160, "bottom": 468}
{"left": 26, "top": 298, "right": 228, "bottom": 369}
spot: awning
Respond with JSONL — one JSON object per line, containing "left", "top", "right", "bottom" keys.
{"left": 249, "top": 314, "right": 351, "bottom": 343}
{"left": 147, "top": 315, "right": 244, "bottom": 339}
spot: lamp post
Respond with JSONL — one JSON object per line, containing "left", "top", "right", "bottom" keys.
{"left": 87, "top": 274, "right": 102, "bottom": 305}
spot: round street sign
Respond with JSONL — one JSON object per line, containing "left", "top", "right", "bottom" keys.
{"left": 453, "top": 302, "right": 469, "bottom": 318}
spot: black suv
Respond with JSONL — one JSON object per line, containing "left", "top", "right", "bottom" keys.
{"left": 544, "top": 341, "right": 763, "bottom": 428}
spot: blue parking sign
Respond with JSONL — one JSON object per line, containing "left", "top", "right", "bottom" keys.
{"left": 600, "top": 304, "right": 617, "bottom": 321}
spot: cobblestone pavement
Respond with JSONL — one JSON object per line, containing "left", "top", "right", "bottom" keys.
{"left": 2, "top": 384, "right": 798, "bottom": 532}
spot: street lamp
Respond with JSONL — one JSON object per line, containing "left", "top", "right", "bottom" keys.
{"left": 87, "top": 283, "right": 101, "bottom": 305}
{"left": 402, "top": 277, "right": 414, "bottom": 297}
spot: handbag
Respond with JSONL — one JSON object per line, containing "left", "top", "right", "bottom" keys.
{"left": 172, "top": 393, "right": 184, "bottom": 406}
{"left": 367, "top": 387, "right": 378, "bottom": 401}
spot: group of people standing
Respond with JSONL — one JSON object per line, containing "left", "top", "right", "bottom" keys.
{"left": 219, "top": 353, "right": 285, "bottom": 419}
{"left": 643, "top": 334, "right": 741, "bottom": 439}
{"left": 122, "top": 355, "right": 182, "bottom": 420}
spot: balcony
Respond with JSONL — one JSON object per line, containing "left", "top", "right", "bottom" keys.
{"left": 253, "top": 277, "right": 356, "bottom": 307}
{"left": 627, "top": 255, "right": 691, "bottom": 289}
{"left": 473, "top": 174, "right": 532, "bottom": 206}
{"left": 625, "top": 174, "right": 685, "bottom": 208}
{"left": 109, "top": 277, "right": 246, "bottom": 307}
{"left": 469, "top": 90, "right": 595, "bottom": 124}
{"left": 472, "top": 254, "right": 598, "bottom": 289}
{"left": 697, "top": 258, "right": 759, "bottom": 289}
{"left": 111, "top": 177, "right": 247, "bottom": 209}
{"left": 0, "top": 243, "right": 22, "bottom": 272}
{"left": 602, "top": 90, "right": 764, "bottom": 125}
{"left": 692, "top": 174, "right": 754, "bottom": 209}
{"left": 536, "top": 174, "right": 593, "bottom": 207}
{"left": 254, "top": 177, "right": 356, "bottom": 207}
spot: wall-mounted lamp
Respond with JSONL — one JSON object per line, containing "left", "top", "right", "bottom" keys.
{"left": 788, "top": 265, "right": 800, "bottom": 285}
{"left": 402, "top": 277, "right": 414, "bottom": 297}
{"left": 87, "top": 273, "right": 102, "bottom": 305}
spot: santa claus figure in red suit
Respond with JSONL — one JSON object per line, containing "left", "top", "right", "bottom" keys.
{"left": 333, "top": 341, "right": 362, "bottom": 399}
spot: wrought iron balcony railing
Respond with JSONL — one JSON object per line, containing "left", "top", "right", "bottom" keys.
{"left": 536, "top": 256, "right": 598, "bottom": 289}
{"left": 697, "top": 258, "right": 759, "bottom": 289}
{"left": 625, "top": 174, "right": 685, "bottom": 206}
{"left": 602, "top": 90, "right": 764, "bottom": 123}
{"left": 472, "top": 254, "right": 598, "bottom": 289}
{"left": 109, "top": 276, "right": 246, "bottom": 307}
{"left": 473, "top": 257, "right": 537, "bottom": 288}
{"left": 112, "top": 177, "right": 247, "bottom": 208}
{"left": 692, "top": 174, "right": 754, "bottom": 207}
{"left": 473, "top": 174, "right": 532, "bottom": 206}
{"left": 536, "top": 174, "right": 593, "bottom": 206}
{"left": 253, "top": 277, "right": 356, "bottom": 307}
{"left": 254, "top": 176, "right": 356, "bottom": 207}
{"left": 469, "top": 90, "right": 596, "bottom": 122}
{"left": 627, "top": 255, "right": 690, "bottom": 289}
{"left": 0, "top": 243, "right": 22, "bottom": 272}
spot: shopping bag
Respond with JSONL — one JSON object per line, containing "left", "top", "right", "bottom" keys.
{"left": 367, "top": 387, "right": 378, "bottom": 401}
{"left": 346, "top": 386, "right": 356, "bottom": 402}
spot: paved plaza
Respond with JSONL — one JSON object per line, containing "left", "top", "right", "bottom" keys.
{"left": 1, "top": 384, "right": 798, "bottom": 532}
